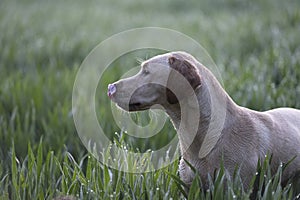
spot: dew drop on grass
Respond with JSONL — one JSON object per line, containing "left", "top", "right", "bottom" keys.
{"left": 156, "top": 187, "right": 159, "bottom": 191}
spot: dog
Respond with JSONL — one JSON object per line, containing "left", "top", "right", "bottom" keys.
{"left": 107, "top": 51, "right": 300, "bottom": 190}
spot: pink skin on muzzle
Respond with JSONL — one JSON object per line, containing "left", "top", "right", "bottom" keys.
{"left": 107, "top": 84, "right": 116, "bottom": 99}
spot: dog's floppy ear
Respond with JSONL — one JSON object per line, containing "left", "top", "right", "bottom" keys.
{"left": 166, "top": 56, "right": 201, "bottom": 104}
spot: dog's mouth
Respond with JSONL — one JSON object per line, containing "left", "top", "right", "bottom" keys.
{"left": 128, "top": 102, "right": 150, "bottom": 111}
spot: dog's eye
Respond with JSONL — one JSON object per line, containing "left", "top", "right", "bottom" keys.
{"left": 142, "top": 69, "right": 150, "bottom": 75}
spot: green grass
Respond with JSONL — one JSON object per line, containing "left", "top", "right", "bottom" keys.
{"left": 3, "top": 140, "right": 300, "bottom": 199}
{"left": 0, "top": 0, "right": 300, "bottom": 199}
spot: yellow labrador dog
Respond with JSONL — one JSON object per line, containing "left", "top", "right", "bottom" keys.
{"left": 108, "top": 51, "right": 300, "bottom": 190}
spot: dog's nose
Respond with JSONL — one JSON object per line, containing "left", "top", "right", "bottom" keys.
{"left": 107, "top": 83, "right": 117, "bottom": 98}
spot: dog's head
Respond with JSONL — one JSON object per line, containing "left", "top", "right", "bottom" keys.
{"left": 108, "top": 52, "right": 201, "bottom": 111}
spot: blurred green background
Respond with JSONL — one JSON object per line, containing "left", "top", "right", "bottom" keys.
{"left": 0, "top": 0, "right": 299, "bottom": 198}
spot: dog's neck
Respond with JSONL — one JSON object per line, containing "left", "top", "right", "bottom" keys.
{"left": 165, "top": 67, "right": 239, "bottom": 159}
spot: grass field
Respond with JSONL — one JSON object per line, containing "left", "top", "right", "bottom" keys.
{"left": 0, "top": 0, "right": 300, "bottom": 199}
